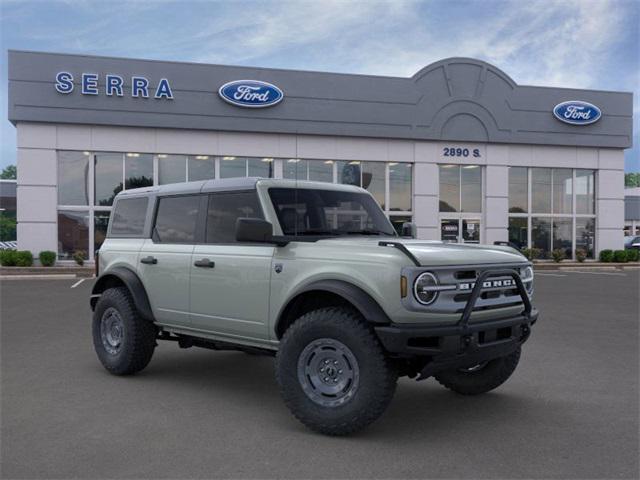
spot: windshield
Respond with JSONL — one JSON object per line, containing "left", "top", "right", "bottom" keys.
{"left": 268, "top": 188, "right": 396, "bottom": 237}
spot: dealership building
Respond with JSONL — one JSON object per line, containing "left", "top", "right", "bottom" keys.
{"left": 7, "top": 50, "right": 633, "bottom": 261}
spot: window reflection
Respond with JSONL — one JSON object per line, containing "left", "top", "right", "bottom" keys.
{"left": 248, "top": 158, "right": 273, "bottom": 178}
{"left": 576, "top": 170, "right": 595, "bottom": 214}
{"left": 125, "top": 153, "right": 153, "bottom": 190}
{"left": 508, "top": 217, "right": 527, "bottom": 249}
{"left": 552, "top": 217, "right": 572, "bottom": 257}
{"left": 389, "top": 215, "right": 412, "bottom": 236}
{"left": 58, "top": 151, "right": 90, "bottom": 205}
{"left": 552, "top": 169, "right": 572, "bottom": 214}
{"left": 94, "top": 211, "right": 110, "bottom": 253}
{"left": 576, "top": 218, "right": 595, "bottom": 258}
{"left": 531, "top": 217, "right": 551, "bottom": 259}
{"left": 508, "top": 167, "right": 528, "bottom": 213}
{"left": 362, "top": 162, "right": 385, "bottom": 209}
{"left": 188, "top": 155, "right": 215, "bottom": 181}
{"left": 389, "top": 163, "right": 411, "bottom": 211}
{"left": 439, "top": 165, "right": 459, "bottom": 212}
{"left": 220, "top": 156, "right": 246, "bottom": 178}
{"left": 531, "top": 168, "right": 551, "bottom": 213}
{"left": 58, "top": 210, "right": 89, "bottom": 259}
{"left": 308, "top": 160, "right": 333, "bottom": 183}
{"left": 158, "top": 155, "right": 186, "bottom": 185}
{"left": 461, "top": 165, "right": 481, "bottom": 213}
{"left": 95, "top": 153, "right": 123, "bottom": 207}
{"left": 283, "top": 159, "right": 306, "bottom": 179}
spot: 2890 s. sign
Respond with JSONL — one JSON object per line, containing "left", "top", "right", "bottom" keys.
{"left": 218, "top": 80, "right": 284, "bottom": 108}
{"left": 553, "top": 100, "right": 601, "bottom": 125}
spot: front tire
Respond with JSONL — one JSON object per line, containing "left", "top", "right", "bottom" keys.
{"left": 276, "top": 307, "right": 398, "bottom": 436}
{"left": 92, "top": 287, "right": 157, "bottom": 375}
{"left": 434, "top": 348, "right": 521, "bottom": 395}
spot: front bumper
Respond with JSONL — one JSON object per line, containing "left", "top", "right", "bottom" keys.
{"left": 375, "top": 309, "right": 537, "bottom": 378}
{"left": 375, "top": 267, "right": 538, "bottom": 379}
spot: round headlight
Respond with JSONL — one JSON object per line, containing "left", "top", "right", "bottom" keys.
{"left": 414, "top": 272, "right": 439, "bottom": 305}
{"left": 522, "top": 266, "right": 534, "bottom": 295}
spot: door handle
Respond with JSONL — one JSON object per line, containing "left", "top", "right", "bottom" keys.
{"left": 194, "top": 258, "right": 215, "bottom": 268}
{"left": 140, "top": 256, "right": 158, "bottom": 265}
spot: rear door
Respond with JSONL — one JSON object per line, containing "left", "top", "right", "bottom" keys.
{"left": 138, "top": 194, "right": 203, "bottom": 327}
{"left": 189, "top": 191, "right": 274, "bottom": 341}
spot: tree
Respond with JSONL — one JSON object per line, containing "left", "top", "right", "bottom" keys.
{"left": 625, "top": 172, "right": 640, "bottom": 188}
{"left": 1, "top": 165, "right": 16, "bottom": 179}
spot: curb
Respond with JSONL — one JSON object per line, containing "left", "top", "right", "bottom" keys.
{"left": 0, "top": 274, "right": 82, "bottom": 280}
{"left": 533, "top": 262, "right": 639, "bottom": 271}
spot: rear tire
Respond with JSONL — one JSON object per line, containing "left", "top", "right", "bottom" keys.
{"left": 92, "top": 287, "right": 157, "bottom": 375}
{"left": 276, "top": 307, "right": 398, "bottom": 436}
{"left": 434, "top": 348, "right": 521, "bottom": 395}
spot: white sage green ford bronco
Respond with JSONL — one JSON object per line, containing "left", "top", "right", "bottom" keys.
{"left": 91, "top": 177, "right": 537, "bottom": 435}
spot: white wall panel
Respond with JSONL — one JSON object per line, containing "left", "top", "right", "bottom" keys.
{"left": 17, "top": 185, "right": 57, "bottom": 222}
{"left": 17, "top": 222, "right": 57, "bottom": 255}
{"left": 91, "top": 126, "right": 156, "bottom": 152}
{"left": 16, "top": 123, "right": 56, "bottom": 149}
{"left": 56, "top": 125, "right": 91, "bottom": 150}
{"left": 17, "top": 149, "right": 56, "bottom": 186}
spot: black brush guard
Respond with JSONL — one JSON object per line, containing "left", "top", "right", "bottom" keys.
{"left": 374, "top": 267, "right": 537, "bottom": 380}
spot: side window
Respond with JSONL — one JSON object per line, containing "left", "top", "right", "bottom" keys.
{"left": 110, "top": 197, "right": 148, "bottom": 236}
{"left": 154, "top": 195, "right": 200, "bottom": 243}
{"left": 206, "top": 191, "right": 263, "bottom": 243}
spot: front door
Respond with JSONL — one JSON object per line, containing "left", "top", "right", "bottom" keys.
{"left": 138, "top": 194, "right": 201, "bottom": 327}
{"left": 189, "top": 191, "right": 274, "bottom": 342}
{"left": 440, "top": 217, "right": 482, "bottom": 244}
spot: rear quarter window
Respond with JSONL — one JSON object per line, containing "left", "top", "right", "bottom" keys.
{"left": 110, "top": 197, "right": 148, "bottom": 236}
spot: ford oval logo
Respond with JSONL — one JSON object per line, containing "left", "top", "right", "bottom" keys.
{"left": 553, "top": 100, "right": 601, "bottom": 125}
{"left": 218, "top": 80, "right": 283, "bottom": 108}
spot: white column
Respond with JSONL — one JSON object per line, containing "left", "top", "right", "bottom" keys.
{"left": 596, "top": 149, "right": 625, "bottom": 253}
{"left": 413, "top": 142, "right": 439, "bottom": 240}
{"left": 16, "top": 123, "right": 58, "bottom": 257}
{"left": 484, "top": 165, "right": 509, "bottom": 245}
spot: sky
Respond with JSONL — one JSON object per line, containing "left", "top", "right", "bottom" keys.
{"left": 0, "top": 0, "right": 638, "bottom": 172}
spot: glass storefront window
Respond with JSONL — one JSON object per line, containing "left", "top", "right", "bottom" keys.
{"left": 58, "top": 210, "right": 89, "bottom": 260}
{"left": 94, "top": 211, "right": 110, "bottom": 254}
{"left": 552, "top": 217, "right": 572, "bottom": 258}
{"left": 158, "top": 154, "right": 186, "bottom": 185}
{"left": 338, "top": 161, "right": 362, "bottom": 187}
{"left": 283, "top": 159, "right": 305, "bottom": 179}
{"left": 58, "top": 151, "right": 90, "bottom": 205}
{"left": 125, "top": 153, "right": 153, "bottom": 190}
{"left": 248, "top": 158, "right": 273, "bottom": 178}
{"left": 188, "top": 155, "right": 215, "bottom": 181}
{"left": 95, "top": 153, "right": 123, "bottom": 207}
{"left": 389, "top": 163, "right": 411, "bottom": 212}
{"left": 553, "top": 169, "right": 572, "bottom": 214}
{"left": 508, "top": 167, "right": 528, "bottom": 213}
{"left": 508, "top": 217, "right": 528, "bottom": 250}
{"left": 309, "top": 160, "right": 333, "bottom": 183}
{"left": 576, "top": 170, "right": 595, "bottom": 214}
{"left": 461, "top": 165, "right": 482, "bottom": 213}
{"left": 531, "top": 217, "right": 551, "bottom": 259}
{"left": 389, "top": 215, "right": 412, "bottom": 236}
{"left": 576, "top": 218, "right": 596, "bottom": 258}
{"left": 439, "top": 165, "right": 459, "bottom": 212}
{"left": 362, "top": 162, "right": 385, "bottom": 209}
{"left": 531, "top": 168, "right": 552, "bottom": 213}
{"left": 220, "top": 157, "right": 246, "bottom": 178}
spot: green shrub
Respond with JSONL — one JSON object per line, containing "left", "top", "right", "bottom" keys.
{"left": 613, "top": 250, "right": 628, "bottom": 263}
{"left": 14, "top": 250, "right": 34, "bottom": 267}
{"left": 551, "top": 249, "right": 565, "bottom": 263}
{"left": 575, "top": 249, "right": 587, "bottom": 263}
{"left": 626, "top": 249, "right": 639, "bottom": 262}
{"left": 521, "top": 247, "right": 543, "bottom": 260}
{"left": 599, "top": 249, "right": 614, "bottom": 262}
{"left": 73, "top": 250, "right": 87, "bottom": 266}
{"left": 0, "top": 249, "right": 17, "bottom": 266}
{"left": 39, "top": 250, "right": 57, "bottom": 267}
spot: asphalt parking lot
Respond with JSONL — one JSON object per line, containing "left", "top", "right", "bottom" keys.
{"left": 1, "top": 271, "right": 638, "bottom": 479}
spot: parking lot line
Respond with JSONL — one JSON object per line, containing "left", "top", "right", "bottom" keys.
{"left": 568, "top": 270, "right": 627, "bottom": 276}
{"left": 70, "top": 278, "right": 86, "bottom": 288}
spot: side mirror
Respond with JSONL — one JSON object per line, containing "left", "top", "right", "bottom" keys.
{"left": 236, "top": 218, "right": 274, "bottom": 243}
{"left": 401, "top": 222, "right": 416, "bottom": 238}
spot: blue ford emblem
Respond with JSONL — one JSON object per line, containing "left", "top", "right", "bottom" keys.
{"left": 553, "top": 100, "right": 601, "bottom": 125}
{"left": 218, "top": 80, "right": 283, "bottom": 108}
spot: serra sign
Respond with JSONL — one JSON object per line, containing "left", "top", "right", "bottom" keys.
{"left": 218, "top": 80, "right": 283, "bottom": 108}
{"left": 55, "top": 72, "right": 174, "bottom": 99}
{"left": 553, "top": 100, "right": 601, "bottom": 125}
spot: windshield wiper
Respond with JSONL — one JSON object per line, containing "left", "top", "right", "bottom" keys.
{"left": 343, "top": 230, "right": 390, "bottom": 236}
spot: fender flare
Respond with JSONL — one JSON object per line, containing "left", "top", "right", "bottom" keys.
{"left": 276, "top": 279, "right": 391, "bottom": 337}
{"left": 90, "top": 266, "right": 154, "bottom": 321}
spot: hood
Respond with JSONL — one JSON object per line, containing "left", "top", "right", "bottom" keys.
{"left": 315, "top": 237, "right": 527, "bottom": 266}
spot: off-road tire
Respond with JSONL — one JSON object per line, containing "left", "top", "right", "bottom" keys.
{"left": 434, "top": 347, "right": 521, "bottom": 395}
{"left": 275, "top": 307, "right": 398, "bottom": 436}
{"left": 92, "top": 287, "right": 157, "bottom": 375}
